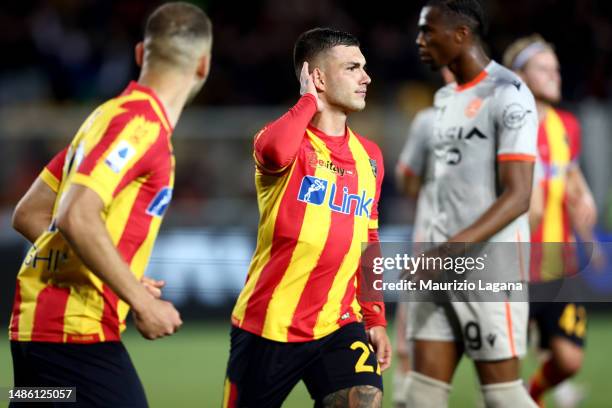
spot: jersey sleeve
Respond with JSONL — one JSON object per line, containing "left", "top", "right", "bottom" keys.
{"left": 396, "top": 108, "right": 434, "bottom": 177}
{"left": 356, "top": 228, "right": 387, "bottom": 329}
{"left": 71, "top": 112, "right": 163, "bottom": 208}
{"left": 368, "top": 145, "right": 385, "bottom": 230}
{"left": 493, "top": 81, "right": 538, "bottom": 162}
{"left": 39, "top": 147, "right": 68, "bottom": 193}
{"left": 253, "top": 94, "right": 317, "bottom": 174}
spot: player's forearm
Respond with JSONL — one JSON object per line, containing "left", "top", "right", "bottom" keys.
{"left": 449, "top": 187, "right": 531, "bottom": 243}
{"left": 12, "top": 178, "right": 58, "bottom": 243}
{"left": 12, "top": 212, "right": 52, "bottom": 243}
{"left": 395, "top": 165, "right": 421, "bottom": 199}
{"left": 56, "top": 209, "right": 152, "bottom": 313}
{"left": 254, "top": 94, "right": 317, "bottom": 170}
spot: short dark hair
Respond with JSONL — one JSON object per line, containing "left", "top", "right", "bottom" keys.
{"left": 144, "top": 2, "right": 212, "bottom": 67}
{"left": 426, "top": 0, "right": 488, "bottom": 39}
{"left": 293, "top": 28, "right": 360, "bottom": 79}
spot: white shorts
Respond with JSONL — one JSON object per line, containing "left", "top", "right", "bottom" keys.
{"left": 406, "top": 300, "right": 528, "bottom": 361}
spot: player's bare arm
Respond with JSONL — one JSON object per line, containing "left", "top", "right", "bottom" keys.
{"left": 395, "top": 167, "right": 422, "bottom": 199}
{"left": 368, "top": 325, "right": 392, "bottom": 371}
{"left": 12, "top": 177, "right": 57, "bottom": 243}
{"left": 566, "top": 166, "right": 598, "bottom": 235}
{"left": 528, "top": 179, "right": 544, "bottom": 233}
{"left": 56, "top": 184, "right": 182, "bottom": 340}
{"left": 448, "top": 160, "right": 533, "bottom": 243}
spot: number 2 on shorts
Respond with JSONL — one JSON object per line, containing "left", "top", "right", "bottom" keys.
{"left": 350, "top": 341, "right": 381, "bottom": 375}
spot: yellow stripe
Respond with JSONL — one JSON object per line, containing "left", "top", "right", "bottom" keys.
{"left": 63, "top": 286, "right": 106, "bottom": 340}
{"left": 261, "top": 132, "right": 335, "bottom": 341}
{"left": 541, "top": 108, "right": 570, "bottom": 280}
{"left": 222, "top": 378, "right": 231, "bottom": 408}
{"left": 14, "top": 251, "right": 49, "bottom": 341}
{"left": 312, "top": 129, "right": 375, "bottom": 337}
{"left": 232, "top": 165, "right": 297, "bottom": 324}
{"left": 39, "top": 168, "right": 60, "bottom": 192}
{"left": 74, "top": 116, "right": 160, "bottom": 207}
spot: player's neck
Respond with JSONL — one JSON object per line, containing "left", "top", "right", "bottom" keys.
{"left": 535, "top": 100, "right": 551, "bottom": 123}
{"left": 310, "top": 110, "right": 347, "bottom": 137}
{"left": 137, "top": 68, "right": 193, "bottom": 128}
{"left": 449, "top": 46, "right": 490, "bottom": 86}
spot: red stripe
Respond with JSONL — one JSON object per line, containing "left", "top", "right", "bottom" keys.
{"left": 9, "top": 281, "right": 22, "bottom": 340}
{"left": 337, "top": 275, "right": 358, "bottom": 326}
{"left": 240, "top": 141, "right": 313, "bottom": 335}
{"left": 505, "top": 301, "right": 517, "bottom": 358}
{"left": 530, "top": 124, "right": 549, "bottom": 282}
{"left": 77, "top": 111, "right": 133, "bottom": 175}
{"left": 101, "top": 285, "right": 121, "bottom": 341}
{"left": 31, "top": 285, "right": 71, "bottom": 342}
{"left": 112, "top": 134, "right": 165, "bottom": 199}
{"left": 287, "top": 167, "right": 357, "bottom": 341}
{"left": 228, "top": 381, "right": 238, "bottom": 408}
{"left": 100, "top": 148, "right": 166, "bottom": 339}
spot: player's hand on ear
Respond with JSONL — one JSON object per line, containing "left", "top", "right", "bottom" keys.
{"left": 300, "top": 62, "right": 323, "bottom": 112}
{"left": 141, "top": 276, "right": 165, "bottom": 299}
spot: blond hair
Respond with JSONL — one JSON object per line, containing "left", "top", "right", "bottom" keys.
{"left": 502, "top": 34, "right": 554, "bottom": 71}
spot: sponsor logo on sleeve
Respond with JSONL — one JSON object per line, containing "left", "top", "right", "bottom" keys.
{"left": 502, "top": 103, "right": 531, "bottom": 129}
{"left": 146, "top": 187, "right": 173, "bottom": 217}
{"left": 104, "top": 140, "right": 136, "bottom": 173}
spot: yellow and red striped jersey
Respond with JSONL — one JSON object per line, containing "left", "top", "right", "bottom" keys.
{"left": 530, "top": 107, "right": 581, "bottom": 282}
{"left": 9, "top": 82, "right": 175, "bottom": 343}
{"left": 232, "top": 122, "right": 384, "bottom": 343}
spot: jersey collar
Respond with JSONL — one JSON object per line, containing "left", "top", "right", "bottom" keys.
{"left": 122, "top": 81, "right": 173, "bottom": 132}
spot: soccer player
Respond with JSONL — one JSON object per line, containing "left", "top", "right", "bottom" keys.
{"left": 9, "top": 3, "right": 212, "bottom": 406}
{"left": 503, "top": 34, "right": 600, "bottom": 407}
{"left": 405, "top": 1, "right": 539, "bottom": 406}
{"left": 393, "top": 67, "right": 454, "bottom": 408}
{"left": 223, "top": 28, "right": 390, "bottom": 407}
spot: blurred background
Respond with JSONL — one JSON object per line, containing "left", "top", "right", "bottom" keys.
{"left": 0, "top": 0, "right": 611, "bottom": 406}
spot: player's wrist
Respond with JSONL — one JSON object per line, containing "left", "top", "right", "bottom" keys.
{"left": 130, "top": 289, "right": 155, "bottom": 315}
{"left": 300, "top": 92, "right": 318, "bottom": 110}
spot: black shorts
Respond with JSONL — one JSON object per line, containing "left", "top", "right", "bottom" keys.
{"left": 223, "top": 322, "right": 383, "bottom": 408}
{"left": 10, "top": 341, "right": 148, "bottom": 407}
{"left": 529, "top": 302, "right": 587, "bottom": 349}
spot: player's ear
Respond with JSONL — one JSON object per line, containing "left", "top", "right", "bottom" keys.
{"left": 135, "top": 42, "right": 144, "bottom": 67}
{"left": 454, "top": 25, "right": 469, "bottom": 44}
{"left": 196, "top": 54, "right": 210, "bottom": 82}
{"left": 313, "top": 67, "right": 325, "bottom": 92}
